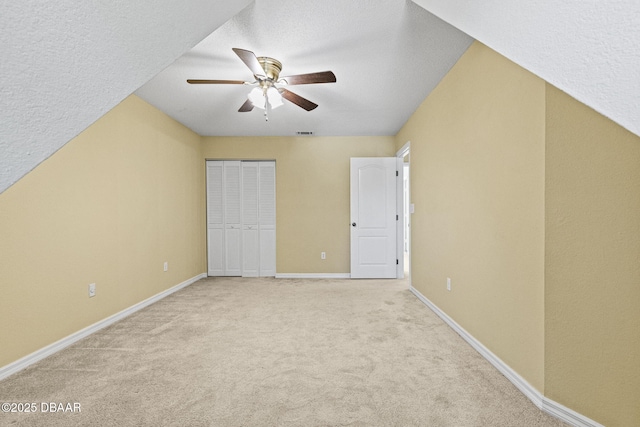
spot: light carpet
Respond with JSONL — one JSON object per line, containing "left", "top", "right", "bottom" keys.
{"left": 0, "top": 277, "right": 566, "bottom": 426}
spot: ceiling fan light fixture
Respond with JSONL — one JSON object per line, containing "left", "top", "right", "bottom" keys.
{"left": 248, "top": 87, "right": 265, "bottom": 109}
{"left": 267, "top": 87, "right": 283, "bottom": 109}
{"left": 248, "top": 86, "right": 284, "bottom": 111}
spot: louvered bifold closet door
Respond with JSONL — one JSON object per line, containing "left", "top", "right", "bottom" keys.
{"left": 206, "top": 161, "right": 225, "bottom": 276}
{"left": 259, "top": 162, "right": 276, "bottom": 276}
{"left": 224, "top": 161, "right": 242, "bottom": 276}
{"left": 241, "top": 162, "right": 259, "bottom": 277}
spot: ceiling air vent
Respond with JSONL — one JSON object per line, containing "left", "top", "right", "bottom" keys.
{"left": 296, "top": 131, "right": 314, "bottom": 136}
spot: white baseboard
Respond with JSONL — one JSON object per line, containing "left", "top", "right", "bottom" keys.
{"left": 409, "top": 286, "right": 604, "bottom": 427}
{"left": 275, "top": 273, "right": 351, "bottom": 279}
{"left": 541, "top": 399, "right": 604, "bottom": 427}
{"left": 0, "top": 273, "right": 207, "bottom": 382}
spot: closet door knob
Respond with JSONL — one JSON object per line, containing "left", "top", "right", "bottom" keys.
{"left": 352, "top": 222, "right": 356, "bottom": 227}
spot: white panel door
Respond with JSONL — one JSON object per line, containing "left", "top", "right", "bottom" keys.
{"left": 224, "top": 161, "right": 242, "bottom": 276}
{"left": 259, "top": 161, "right": 276, "bottom": 276}
{"left": 206, "top": 161, "right": 225, "bottom": 276}
{"left": 350, "top": 158, "right": 397, "bottom": 278}
{"left": 242, "top": 162, "right": 259, "bottom": 277}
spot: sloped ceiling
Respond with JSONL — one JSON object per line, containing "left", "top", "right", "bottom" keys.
{"left": 0, "top": 0, "right": 251, "bottom": 194}
{"left": 3, "top": 0, "right": 638, "bottom": 195}
{"left": 412, "top": 0, "right": 640, "bottom": 138}
{"left": 135, "top": 0, "right": 473, "bottom": 137}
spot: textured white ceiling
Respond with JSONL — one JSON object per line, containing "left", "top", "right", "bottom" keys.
{"left": 135, "top": 0, "right": 473, "bottom": 137}
{"left": 0, "top": 0, "right": 251, "bottom": 194}
{"left": 9, "top": 1, "right": 633, "bottom": 196}
{"left": 412, "top": 0, "right": 640, "bottom": 138}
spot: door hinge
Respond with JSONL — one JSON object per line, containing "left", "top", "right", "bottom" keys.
{"left": 396, "top": 171, "right": 399, "bottom": 177}
{"left": 396, "top": 259, "right": 399, "bottom": 265}
{"left": 396, "top": 214, "right": 399, "bottom": 221}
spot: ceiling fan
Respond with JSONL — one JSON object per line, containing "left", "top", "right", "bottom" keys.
{"left": 187, "top": 48, "right": 336, "bottom": 120}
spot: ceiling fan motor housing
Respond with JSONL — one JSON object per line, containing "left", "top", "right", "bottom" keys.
{"left": 257, "top": 57, "right": 282, "bottom": 81}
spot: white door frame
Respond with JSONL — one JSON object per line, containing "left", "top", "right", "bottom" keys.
{"left": 396, "top": 141, "right": 410, "bottom": 284}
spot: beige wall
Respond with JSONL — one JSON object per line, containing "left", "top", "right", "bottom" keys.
{"left": 396, "top": 40, "right": 640, "bottom": 426}
{"left": 0, "top": 95, "right": 205, "bottom": 367}
{"left": 201, "top": 136, "right": 396, "bottom": 274}
{"left": 545, "top": 84, "right": 640, "bottom": 426}
{"left": 395, "top": 41, "right": 547, "bottom": 391}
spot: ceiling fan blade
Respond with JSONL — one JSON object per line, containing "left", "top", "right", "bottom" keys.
{"left": 279, "top": 88, "right": 318, "bottom": 111}
{"left": 238, "top": 98, "right": 254, "bottom": 112}
{"left": 232, "top": 48, "right": 266, "bottom": 78}
{"left": 187, "top": 79, "right": 247, "bottom": 84}
{"left": 280, "top": 71, "right": 336, "bottom": 85}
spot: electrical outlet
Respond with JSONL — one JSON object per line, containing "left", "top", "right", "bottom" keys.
{"left": 88, "top": 283, "right": 96, "bottom": 298}
{"left": 447, "top": 277, "right": 451, "bottom": 291}
{"left": 321, "top": 252, "right": 326, "bottom": 260}
{"left": 163, "top": 262, "right": 168, "bottom": 272}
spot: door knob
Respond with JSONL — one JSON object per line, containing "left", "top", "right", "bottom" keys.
{"left": 352, "top": 222, "right": 356, "bottom": 227}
